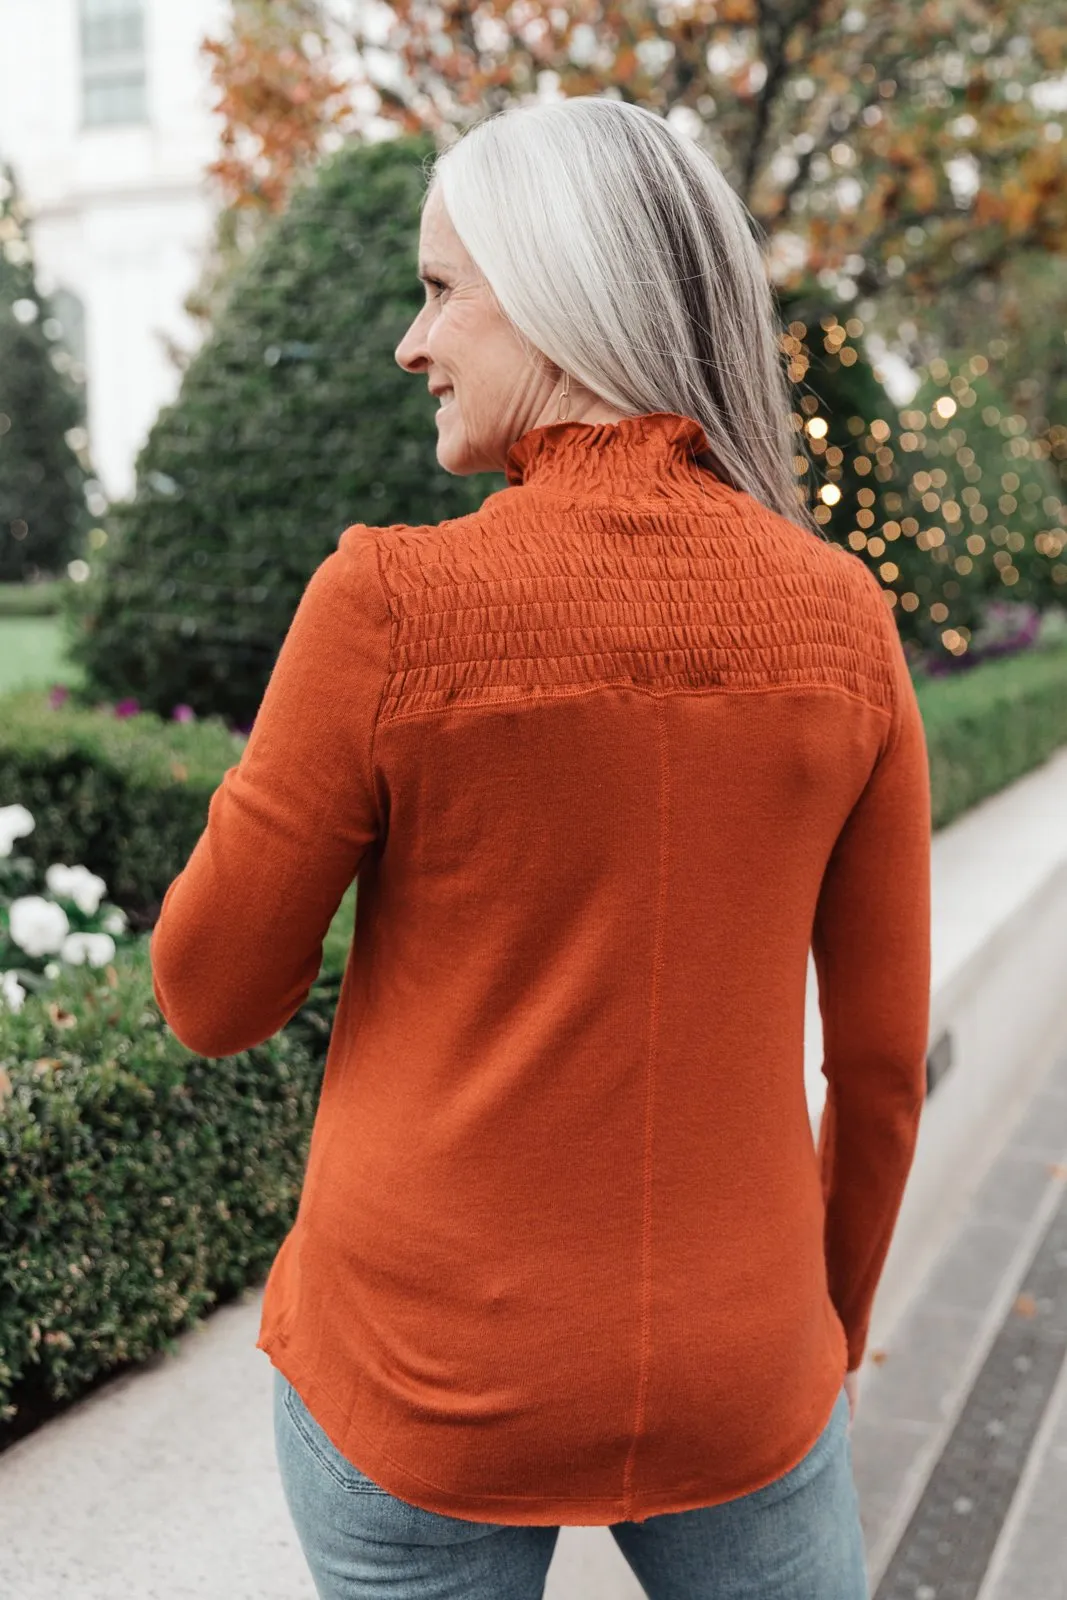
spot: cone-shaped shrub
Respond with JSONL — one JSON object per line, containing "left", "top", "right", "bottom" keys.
{"left": 61, "top": 134, "right": 501, "bottom": 726}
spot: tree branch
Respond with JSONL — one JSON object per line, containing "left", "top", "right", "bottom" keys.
{"left": 739, "top": 0, "right": 815, "bottom": 205}
{"left": 759, "top": 12, "right": 911, "bottom": 226}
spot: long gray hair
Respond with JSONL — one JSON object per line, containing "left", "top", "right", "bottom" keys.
{"left": 427, "top": 96, "right": 815, "bottom": 532}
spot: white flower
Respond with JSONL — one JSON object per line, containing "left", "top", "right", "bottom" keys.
{"left": 9, "top": 896, "right": 70, "bottom": 956}
{"left": 44, "top": 863, "right": 108, "bottom": 917}
{"left": 100, "top": 908, "right": 127, "bottom": 936}
{"left": 0, "top": 970, "right": 25, "bottom": 1013}
{"left": 60, "top": 931, "right": 116, "bottom": 968}
{"left": 0, "top": 804, "right": 35, "bottom": 858}
{"left": 71, "top": 866, "right": 108, "bottom": 917}
{"left": 44, "top": 863, "right": 74, "bottom": 897}
{"left": 43, "top": 961, "right": 61, "bottom": 980}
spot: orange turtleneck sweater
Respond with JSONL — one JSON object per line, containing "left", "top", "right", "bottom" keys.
{"left": 150, "top": 411, "right": 931, "bottom": 1526}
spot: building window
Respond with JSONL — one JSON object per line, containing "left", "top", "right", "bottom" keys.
{"left": 80, "top": 0, "right": 148, "bottom": 127}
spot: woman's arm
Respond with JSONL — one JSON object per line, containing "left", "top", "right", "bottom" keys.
{"left": 811, "top": 588, "right": 932, "bottom": 1374}
{"left": 149, "top": 524, "right": 391, "bottom": 1058}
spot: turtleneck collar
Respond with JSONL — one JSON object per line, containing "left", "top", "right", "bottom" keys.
{"left": 504, "top": 410, "right": 720, "bottom": 498}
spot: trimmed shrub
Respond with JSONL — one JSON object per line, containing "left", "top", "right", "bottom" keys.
{"left": 0, "top": 686, "right": 246, "bottom": 930}
{"left": 774, "top": 300, "right": 1067, "bottom": 666}
{"left": 0, "top": 581, "right": 62, "bottom": 618}
{"left": 781, "top": 291, "right": 901, "bottom": 537}
{"left": 0, "top": 937, "right": 326, "bottom": 1432}
{"left": 778, "top": 292, "right": 940, "bottom": 662}
{"left": 60, "top": 134, "right": 503, "bottom": 728}
{"left": 918, "top": 642, "right": 1067, "bottom": 829}
{"left": 902, "top": 365, "right": 1066, "bottom": 633}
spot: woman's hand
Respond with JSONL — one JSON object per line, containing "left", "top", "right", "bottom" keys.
{"left": 844, "top": 1368, "right": 860, "bottom": 1430}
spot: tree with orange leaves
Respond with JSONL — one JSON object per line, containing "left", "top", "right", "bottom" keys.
{"left": 357, "top": 0, "right": 1067, "bottom": 309}
{"left": 202, "top": 0, "right": 357, "bottom": 217}
{"left": 177, "top": 0, "right": 359, "bottom": 343}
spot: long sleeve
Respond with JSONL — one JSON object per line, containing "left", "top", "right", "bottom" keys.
{"left": 150, "top": 523, "right": 391, "bottom": 1059}
{"left": 811, "top": 592, "right": 932, "bottom": 1371}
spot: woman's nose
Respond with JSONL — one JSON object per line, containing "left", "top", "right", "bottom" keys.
{"left": 395, "top": 317, "right": 428, "bottom": 373}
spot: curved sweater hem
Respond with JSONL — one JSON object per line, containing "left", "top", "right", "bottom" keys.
{"left": 257, "top": 1323, "right": 850, "bottom": 1528}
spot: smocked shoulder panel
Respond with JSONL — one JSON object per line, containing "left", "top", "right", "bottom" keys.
{"left": 363, "top": 412, "right": 896, "bottom": 724}
{"left": 373, "top": 494, "right": 897, "bottom": 726}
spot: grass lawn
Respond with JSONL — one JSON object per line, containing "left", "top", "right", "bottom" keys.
{"left": 0, "top": 615, "right": 85, "bottom": 696}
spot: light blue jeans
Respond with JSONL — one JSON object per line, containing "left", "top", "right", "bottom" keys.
{"left": 273, "top": 1368, "right": 870, "bottom": 1599}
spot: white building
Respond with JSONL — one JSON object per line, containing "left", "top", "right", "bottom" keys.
{"left": 0, "top": 0, "right": 234, "bottom": 501}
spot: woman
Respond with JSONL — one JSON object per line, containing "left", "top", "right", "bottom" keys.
{"left": 151, "top": 96, "right": 931, "bottom": 1599}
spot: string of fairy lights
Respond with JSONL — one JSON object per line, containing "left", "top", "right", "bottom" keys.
{"left": 782, "top": 315, "right": 1067, "bottom": 659}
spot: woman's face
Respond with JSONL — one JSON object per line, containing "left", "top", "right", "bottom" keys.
{"left": 394, "top": 184, "right": 560, "bottom": 475}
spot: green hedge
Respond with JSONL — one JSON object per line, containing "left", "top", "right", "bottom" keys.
{"left": 0, "top": 938, "right": 329, "bottom": 1432}
{"left": 0, "top": 685, "right": 245, "bottom": 929}
{"left": 61, "top": 134, "right": 500, "bottom": 729}
{"left": 0, "top": 681, "right": 360, "bottom": 944}
{"left": 0, "top": 581, "right": 63, "bottom": 618}
{"left": 917, "top": 643, "right": 1067, "bottom": 828}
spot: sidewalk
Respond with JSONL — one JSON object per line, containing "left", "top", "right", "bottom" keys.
{"left": 0, "top": 1295, "right": 313, "bottom": 1600}
{"left": 855, "top": 1036, "right": 1067, "bottom": 1598}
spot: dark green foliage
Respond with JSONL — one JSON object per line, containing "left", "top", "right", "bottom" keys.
{"left": 917, "top": 643, "right": 1067, "bottom": 829}
{"left": 782, "top": 292, "right": 932, "bottom": 654}
{"left": 0, "top": 939, "right": 326, "bottom": 1426}
{"left": 0, "top": 580, "right": 62, "bottom": 617}
{"left": 779, "top": 296, "right": 1067, "bottom": 662}
{"left": 61, "top": 135, "right": 503, "bottom": 727}
{"left": 0, "top": 684, "right": 357, "bottom": 951}
{"left": 0, "top": 685, "right": 247, "bottom": 929}
{"left": 0, "top": 165, "right": 91, "bottom": 584}
{"left": 928, "top": 252, "right": 1067, "bottom": 506}
{"left": 903, "top": 367, "right": 1066, "bottom": 627}
{"left": 783, "top": 292, "right": 896, "bottom": 536}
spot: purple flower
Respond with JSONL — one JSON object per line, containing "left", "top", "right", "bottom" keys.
{"left": 47, "top": 685, "right": 70, "bottom": 710}
{"left": 968, "top": 600, "right": 1041, "bottom": 666}
{"left": 171, "top": 704, "right": 196, "bottom": 723}
{"left": 114, "top": 698, "right": 140, "bottom": 719}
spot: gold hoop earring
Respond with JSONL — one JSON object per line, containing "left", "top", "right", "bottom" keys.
{"left": 556, "top": 371, "right": 571, "bottom": 422}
